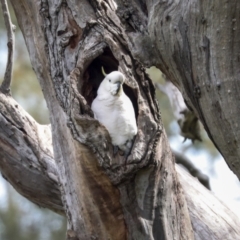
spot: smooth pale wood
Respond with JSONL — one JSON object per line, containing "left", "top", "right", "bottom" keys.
{"left": 156, "top": 81, "right": 202, "bottom": 142}
{"left": 178, "top": 166, "right": 240, "bottom": 240}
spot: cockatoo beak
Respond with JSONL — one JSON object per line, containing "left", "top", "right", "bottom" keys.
{"left": 115, "top": 81, "right": 122, "bottom": 95}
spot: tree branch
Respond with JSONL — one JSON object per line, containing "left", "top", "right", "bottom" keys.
{"left": 0, "top": 0, "right": 15, "bottom": 94}
{"left": 178, "top": 166, "right": 240, "bottom": 240}
{"left": 148, "top": 0, "right": 240, "bottom": 180}
{"left": 0, "top": 92, "right": 64, "bottom": 215}
{"left": 0, "top": 92, "right": 240, "bottom": 239}
{"left": 5, "top": 0, "right": 240, "bottom": 239}
{"left": 174, "top": 150, "right": 210, "bottom": 190}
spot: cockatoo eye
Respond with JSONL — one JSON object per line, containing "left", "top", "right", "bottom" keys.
{"left": 109, "top": 79, "right": 111, "bottom": 82}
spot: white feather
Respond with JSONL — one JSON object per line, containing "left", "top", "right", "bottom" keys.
{"left": 91, "top": 71, "right": 137, "bottom": 153}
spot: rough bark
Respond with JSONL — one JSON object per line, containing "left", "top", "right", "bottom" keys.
{"left": 147, "top": 0, "right": 240, "bottom": 179}
{"left": 0, "top": 0, "right": 239, "bottom": 240}
{"left": 0, "top": 93, "right": 63, "bottom": 214}
{"left": 1, "top": 92, "right": 240, "bottom": 239}
{"left": 9, "top": 0, "right": 193, "bottom": 239}
{"left": 0, "top": 0, "right": 15, "bottom": 94}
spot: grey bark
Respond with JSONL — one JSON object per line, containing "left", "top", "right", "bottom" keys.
{"left": 147, "top": 0, "right": 240, "bottom": 180}
{"left": 178, "top": 166, "right": 240, "bottom": 240}
{"left": 0, "top": 93, "right": 63, "bottom": 214}
{"left": 0, "top": 0, "right": 239, "bottom": 240}
{"left": 0, "top": 0, "right": 15, "bottom": 94}
{"left": 8, "top": 0, "right": 193, "bottom": 239}
{"left": 1, "top": 91, "right": 240, "bottom": 240}
{"left": 174, "top": 151, "right": 210, "bottom": 190}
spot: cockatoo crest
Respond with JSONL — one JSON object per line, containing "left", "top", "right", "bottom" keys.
{"left": 97, "top": 68, "right": 125, "bottom": 97}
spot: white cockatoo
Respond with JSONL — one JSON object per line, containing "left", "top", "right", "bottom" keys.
{"left": 91, "top": 67, "right": 137, "bottom": 157}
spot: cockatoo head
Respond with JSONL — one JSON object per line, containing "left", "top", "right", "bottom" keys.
{"left": 98, "top": 68, "right": 125, "bottom": 96}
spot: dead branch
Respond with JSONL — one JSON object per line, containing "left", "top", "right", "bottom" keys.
{"left": 0, "top": 0, "right": 15, "bottom": 94}
{"left": 174, "top": 150, "right": 211, "bottom": 190}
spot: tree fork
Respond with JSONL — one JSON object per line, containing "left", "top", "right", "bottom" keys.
{"left": 9, "top": 0, "right": 194, "bottom": 239}
{"left": 0, "top": 0, "right": 239, "bottom": 238}
{"left": 1, "top": 91, "right": 240, "bottom": 239}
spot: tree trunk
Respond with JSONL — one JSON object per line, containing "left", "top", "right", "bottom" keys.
{"left": 147, "top": 0, "right": 240, "bottom": 179}
{"left": 9, "top": 0, "right": 193, "bottom": 239}
{"left": 1, "top": 92, "right": 240, "bottom": 239}
{"left": 0, "top": 0, "right": 238, "bottom": 239}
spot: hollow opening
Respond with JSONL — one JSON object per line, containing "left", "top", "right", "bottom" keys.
{"left": 81, "top": 47, "right": 138, "bottom": 119}
{"left": 81, "top": 47, "right": 118, "bottom": 105}
{"left": 123, "top": 84, "right": 138, "bottom": 120}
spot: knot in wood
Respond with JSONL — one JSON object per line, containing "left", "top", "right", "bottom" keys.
{"left": 193, "top": 85, "right": 201, "bottom": 98}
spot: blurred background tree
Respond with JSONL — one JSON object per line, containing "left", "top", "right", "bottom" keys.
{"left": 0, "top": 1, "right": 239, "bottom": 239}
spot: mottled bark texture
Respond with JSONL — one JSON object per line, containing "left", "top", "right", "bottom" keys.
{"left": 0, "top": 0, "right": 239, "bottom": 239}
{"left": 1, "top": 92, "right": 240, "bottom": 240}
{"left": 8, "top": 0, "right": 193, "bottom": 239}
{"left": 147, "top": 0, "right": 240, "bottom": 179}
{"left": 0, "top": 93, "right": 63, "bottom": 214}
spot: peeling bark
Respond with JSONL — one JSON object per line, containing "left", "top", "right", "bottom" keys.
{"left": 0, "top": 0, "right": 239, "bottom": 239}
